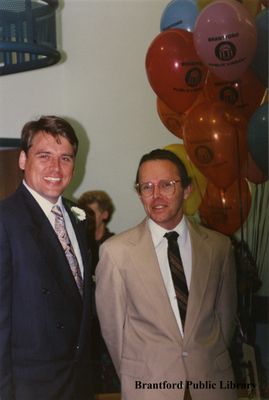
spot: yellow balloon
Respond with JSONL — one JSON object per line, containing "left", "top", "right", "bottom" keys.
{"left": 241, "top": 0, "right": 261, "bottom": 16}
{"left": 164, "top": 144, "right": 208, "bottom": 215}
{"left": 197, "top": 0, "right": 214, "bottom": 11}
{"left": 197, "top": 0, "right": 261, "bottom": 14}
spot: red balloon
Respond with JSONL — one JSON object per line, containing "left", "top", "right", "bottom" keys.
{"left": 146, "top": 29, "right": 207, "bottom": 113}
{"left": 199, "top": 178, "right": 251, "bottom": 235}
{"left": 241, "top": 152, "right": 268, "bottom": 184}
{"left": 183, "top": 101, "right": 248, "bottom": 188}
{"left": 204, "top": 68, "right": 266, "bottom": 120}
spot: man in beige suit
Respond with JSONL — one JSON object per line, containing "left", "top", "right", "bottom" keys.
{"left": 95, "top": 149, "right": 237, "bottom": 400}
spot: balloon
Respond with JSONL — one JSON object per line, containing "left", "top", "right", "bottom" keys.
{"left": 241, "top": 0, "right": 262, "bottom": 16}
{"left": 199, "top": 178, "right": 251, "bottom": 235}
{"left": 160, "top": 0, "right": 199, "bottom": 32}
{"left": 247, "top": 102, "right": 268, "bottom": 175}
{"left": 183, "top": 101, "right": 248, "bottom": 189}
{"left": 197, "top": 0, "right": 261, "bottom": 14}
{"left": 251, "top": 9, "right": 268, "bottom": 87}
{"left": 241, "top": 152, "right": 268, "bottom": 184}
{"left": 259, "top": 0, "right": 269, "bottom": 7}
{"left": 145, "top": 29, "right": 207, "bottom": 113}
{"left": 204, "top": 68, "right": 266, "bottom": 120}
{"left": 164, "top": 143, "right": 208, "bottom": 215}
{"left": 157, "top": 97, "right": 186, "bottom": 138}
{"left": 193, "top": 0, "right": 257, "bottom": 80}
{"left": 157, "top": 86, "right": 209, "bottom": 139}
{"left": 197, "top": 0, "right": 214, "bottom": 10}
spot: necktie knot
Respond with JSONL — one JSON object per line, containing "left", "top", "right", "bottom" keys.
{"left": 164, "top": 231, "right": 179, "bottom": 243}
{"left": 51, "top": 205, "right": 63, "bottom": 219}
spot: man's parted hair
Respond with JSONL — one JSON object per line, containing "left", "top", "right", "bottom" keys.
{"left": 135, "top": 148, "right": 192, "bottom": 188}
{"left": 21, "top": 115, "right": 78, "bottom": 156}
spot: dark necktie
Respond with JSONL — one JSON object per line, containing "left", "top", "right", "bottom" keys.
{"left": 164, "top": 231, "right": 189, "bottom": 330}
{"left": 51, "top": 205, "right": 83, "bottom": 296}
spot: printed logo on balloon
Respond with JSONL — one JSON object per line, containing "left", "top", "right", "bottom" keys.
{"left": 193, "top": 0, "right": 257, "bottom": 81}
{"left": 145, "top": 29, "right": 207, "bottom": 114}
{"left": 183, "top": 101, "right": 248, "bottom": 189}
{"left": 215, "top": 40, "right": 237, "bottom": 63}
{"left": 204, "top": 68, "right": 266, "bottom": 120}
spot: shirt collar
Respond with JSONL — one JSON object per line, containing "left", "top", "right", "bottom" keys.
{"left": 148, "top": 216, "right": 188, "bottom": 249}
{"left": 23, "top": 180, "right": 63, "bottom": 218}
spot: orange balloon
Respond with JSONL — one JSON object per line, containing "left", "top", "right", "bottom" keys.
{"left": 183, "top": 101, "right": 248, "bottom": 189}
{"left": 157, "top": 97, "right": 186, "bottom": 139}
{"left": 241, "top": 152, "right": 268, "bottom": 184}
{"left": 204, "top": 68, "right": 266, "bottom": 120}
{"left": 199, "top": 178, "right": 251, "bottom": 236}
{"left": 146, "top": 29, "right": 207, "bottom": 113}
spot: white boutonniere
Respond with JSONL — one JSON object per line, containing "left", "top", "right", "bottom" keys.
{"left": 71, "top": 206, "right": 86, "bottom": 222}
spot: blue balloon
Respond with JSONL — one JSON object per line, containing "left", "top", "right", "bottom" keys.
{"left": 160, "top": 0, "right": 199, "bottom": 33}
{"left": 247, "top": 103, "right": 268, "bottom": 176}
{"left": 251, "top": 9, "right": 268, "bottom": 88}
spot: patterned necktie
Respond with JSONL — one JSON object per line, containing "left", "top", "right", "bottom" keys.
{"left": 164, "top": 231, "right": 189, "bottom": 330}
{"left": 51, "top": 205, "right": 83, "bottom": 296}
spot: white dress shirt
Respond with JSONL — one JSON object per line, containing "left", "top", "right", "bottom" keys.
{"left": 148, "top": 216, "right": 192, "bottom": 335}
{"left": 23, "top": 180, "right": 84, "bottom": 277}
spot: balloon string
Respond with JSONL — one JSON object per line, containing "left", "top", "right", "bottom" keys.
{"left": 251, "top": 184, "right": 259, "bottom": 261}
{"left": 250, "top": 183, "right": 259, "bottom": 249}
{"left": 235, "top": 127, "right": 244, "bottom": 244}
{"left": 255, "top": 183, "right": 268, "bottom": 277}
{"left": 236, "top": 79, "right": 244, "bottom": 109}
{"left": 260, "top": 87, "right": 268, "bottom": 106}
{"left": 245, "top": 182, "right": 268, "bottom": 278}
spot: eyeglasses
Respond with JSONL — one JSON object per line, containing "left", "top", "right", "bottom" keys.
{"left": 135, "top": 179, "right": 181, "bottom": 197}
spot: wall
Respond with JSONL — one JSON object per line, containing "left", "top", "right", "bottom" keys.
{"left": 1, "top": 1, "right": 267, "bottom": 294}
{"left": 0, "top": 0, "right": 177, "bottom": 234}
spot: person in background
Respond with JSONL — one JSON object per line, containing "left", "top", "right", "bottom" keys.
{"left": 78, "top": 190, "right": 115, "bottom": 249}
{"left": 0, "top": 116, "right": 93, "bottom": 400}
{"left": 77, "top": 202, "right": 97, "bottom": 268}
{"left": 78, "top": 189, "right": 120, "bottom": 395}
{"left": 96, "top": 148, "right": 237, "bottom": 400}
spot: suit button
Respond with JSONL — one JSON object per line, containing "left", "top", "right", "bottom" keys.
{"left": 57, "top": 323, "right": 64, "bottom": 329}
{"left": 76, "top": 345, "right": 80, "bottom": 350}
{"left": 42, "top": 288, "right": 50, "bottom": 294}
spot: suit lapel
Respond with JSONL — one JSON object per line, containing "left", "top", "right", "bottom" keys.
{"left": 63, "top": 199, "right": 92, "bottom": 304}
{"left": 63, "top": 199, "right": 90, "bottom": 271}
{"left": 126, "top": 218, "right": 214, "bottom": 344}
{"left": 20, "top": 186, "right": 83, "bottom": 311}
{"left": 63, "top": 200, "right": 92, "bottom": 351}
{"left": 128, "top": 219, "right": 183, "bottom": 341}
{"left": 183, "top": 220, "right": 212, "bottom": 342}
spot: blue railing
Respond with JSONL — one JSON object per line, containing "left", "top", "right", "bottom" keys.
{"left": 0, "top": 0, "right": 61, "bottom": 75}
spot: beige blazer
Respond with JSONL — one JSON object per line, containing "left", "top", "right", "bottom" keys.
{"left": 96, "top": 219, "right": 237, "bottom": 400}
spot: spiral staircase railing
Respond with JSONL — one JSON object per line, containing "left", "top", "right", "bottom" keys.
{"left": 0, "top": 0, "right": 61, "bottom": 75}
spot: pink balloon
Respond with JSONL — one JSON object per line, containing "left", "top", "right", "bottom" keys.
{"left": 193, "top": 0, "right": 257, "bottom": 80}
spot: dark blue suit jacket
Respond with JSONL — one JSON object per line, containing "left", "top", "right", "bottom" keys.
{"left": 0, "top": 184, "right": 93, "bottom": 400}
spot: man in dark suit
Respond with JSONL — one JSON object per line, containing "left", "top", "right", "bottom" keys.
{"left": 0, "top": 116, "right": 93, "bottom": 400}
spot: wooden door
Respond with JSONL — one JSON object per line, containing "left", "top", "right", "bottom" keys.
{"left": 0, "top": 148, "right": 23, "bottom": 200}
